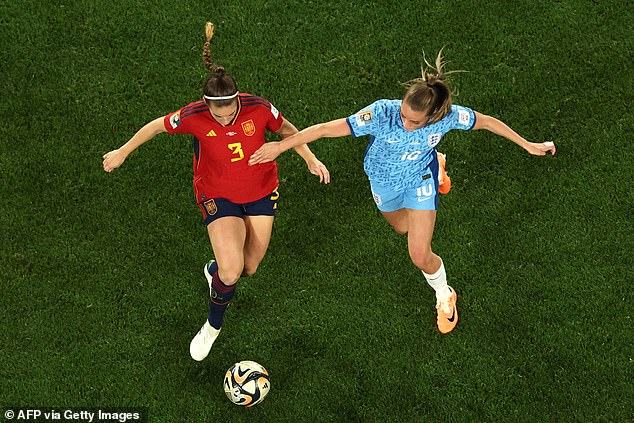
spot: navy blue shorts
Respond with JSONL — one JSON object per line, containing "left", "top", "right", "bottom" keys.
{"left": 198, "top": 187, "right": 280, "bottom": 226}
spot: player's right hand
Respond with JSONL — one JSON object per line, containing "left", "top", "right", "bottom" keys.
{"left": 102, "top": 149, "right": 127, "bottom": 172}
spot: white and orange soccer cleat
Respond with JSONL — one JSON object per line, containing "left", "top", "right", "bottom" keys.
{"left": 436, "top": 286, "right": 458, "bottom": 334}
{"left": 437, "top": 153, "right": 452, "bottom": 195}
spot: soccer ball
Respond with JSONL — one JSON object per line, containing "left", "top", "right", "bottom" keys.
{"left": 223, "top": 361, "right": 271, "bottom": 407}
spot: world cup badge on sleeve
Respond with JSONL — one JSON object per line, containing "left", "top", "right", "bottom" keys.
{"left": 169, "top": 111, "right": 182, "bottom": 129}
{"left": 203, "top": 199, "right": 217, "bottom": 216}
{"left": 241, "top": 119, "right": 256, "bottom": 136}
{"left": 356, "top": 110, "right": 372, "bottom": 127}
{"left": 458, "top": 109, "right": 471, "bottom": 126}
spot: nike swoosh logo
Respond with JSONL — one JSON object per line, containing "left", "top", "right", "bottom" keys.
{"left": 417, "top": 197, "right": 432, "bottom": 202}
{"left": 447, "top": 308, "right": 456, "bottom": 323}
{"left": 387, "top": 139, "right": 401, "bottom": 143}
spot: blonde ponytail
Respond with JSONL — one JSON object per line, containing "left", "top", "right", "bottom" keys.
{"left": 402, "top": 49, "right": 464, "bottom": 125}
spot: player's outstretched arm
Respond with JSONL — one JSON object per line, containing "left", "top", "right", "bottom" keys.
{"left": 249, "top": 118, "right": 351, "bottom": 165}
{"left": 275, "top": 118, "right": 331, "bottom": 184}
{"left": 473, "top": 111, "right": 556, "bottom": 156}
{"left": 102, "top": 117, "right": 167, "bottom": 172}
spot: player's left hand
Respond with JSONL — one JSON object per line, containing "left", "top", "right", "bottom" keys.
{"left": 525, "top": 141, "right": 556, "bottom": 156}
{"left": 306, "top": 157, "right": 331, "bottom": 184}
{"left": 249, "top": 142, "right": 282, "bottom": 165}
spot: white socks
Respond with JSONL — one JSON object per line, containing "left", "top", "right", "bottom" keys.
{"left": 422, "top": 259, "right": 451, "bottom": 301}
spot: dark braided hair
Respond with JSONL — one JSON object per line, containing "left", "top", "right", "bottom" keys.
{"left": 202, "top": 22, "right": 238, "bottom": 107}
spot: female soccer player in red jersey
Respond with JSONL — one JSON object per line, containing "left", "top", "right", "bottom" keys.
{"left": 103, "top": 23, "right": 330, "bottom": 361}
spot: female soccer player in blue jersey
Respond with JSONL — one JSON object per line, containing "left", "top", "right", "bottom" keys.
{"left": 103, "top": 23, "right": 330, "bottom": 360}
{"left": 249, "top": 52, "right": 556, "bottom": 334}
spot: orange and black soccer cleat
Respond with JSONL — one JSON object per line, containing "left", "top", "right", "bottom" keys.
{"left": 437, "top": 153, "right": 452, "bottom": 195}
{"left": 436, "top": 286, "right": 458, "bottom": 334}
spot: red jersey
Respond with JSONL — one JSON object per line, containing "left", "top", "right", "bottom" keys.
{"left": 163, "top": 93, "right": 284, "bottom": 204}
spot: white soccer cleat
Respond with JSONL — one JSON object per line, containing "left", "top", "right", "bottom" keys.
{"left": 190, "top": 320, "right": 221, "bottom": 361}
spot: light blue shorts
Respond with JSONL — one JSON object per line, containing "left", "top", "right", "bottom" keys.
{"left": 369, "top": 157, "right": 439, "bottom": 212}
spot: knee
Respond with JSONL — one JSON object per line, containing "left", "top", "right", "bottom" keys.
{"left": 242, "top": 255, "right": 265, "bottom": 278}
{"left": 409, "top": 249, "right": 436, "bottom": 272}
{"left": 241, "top": 264, "right": 258, "bottom": 278}
{"left": 394, "top": 228, "right": 407, "bottom": 235}
{"left": 218, "top": 266, "right": 243, "bottom": 285}
{"left": 389, "top": 221, "right": 408, "bottom": 235}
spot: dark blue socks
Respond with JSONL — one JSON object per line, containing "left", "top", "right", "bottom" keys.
{"left": 207, "top": 270, "right": 236, "bottom": 330}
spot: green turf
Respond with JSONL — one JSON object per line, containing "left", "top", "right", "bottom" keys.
{"left": 1, "top": 0, "right": 633, "bottom": 421}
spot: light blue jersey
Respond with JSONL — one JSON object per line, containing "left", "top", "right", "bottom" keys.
{"left": 346, "top": 100, "right": 476, "bottom": 192}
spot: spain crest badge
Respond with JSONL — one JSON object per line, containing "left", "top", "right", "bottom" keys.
{"left": 241, "top": 119, "right": 256, "bottom": 137}
{"left": 203, "top": 199, "right": 217, "bottom": 216}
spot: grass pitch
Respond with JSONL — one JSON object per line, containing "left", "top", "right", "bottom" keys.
{"left": 1, "top": 0, "right": 632, "bottom": 421}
